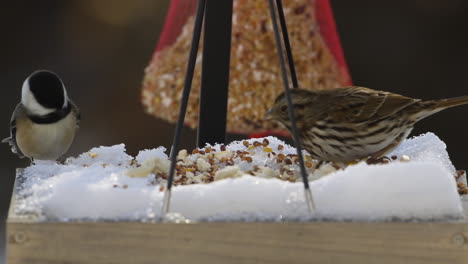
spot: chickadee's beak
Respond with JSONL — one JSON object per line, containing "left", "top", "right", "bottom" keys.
{"left": 264, "top": 109, "right": 274, "bottom": 120}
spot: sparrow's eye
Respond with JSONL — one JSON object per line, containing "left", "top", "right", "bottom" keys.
{"left": 280, "top": 105, "right": 288, "bottom": 113}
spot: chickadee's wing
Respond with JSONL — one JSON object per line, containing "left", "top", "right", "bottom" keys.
{"left": 69, "top": 100, "right": 81, "bottom": 127}
{"left": 2, "top": 103, "right": 25, "bottom": 158}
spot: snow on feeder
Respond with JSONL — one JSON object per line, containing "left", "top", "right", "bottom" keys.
{"left": 7, "top": 133, "right": 468, "bottom": 263}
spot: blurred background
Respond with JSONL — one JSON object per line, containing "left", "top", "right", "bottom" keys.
{"left": 1, "top": 0, "right": 468, "bottom": 260}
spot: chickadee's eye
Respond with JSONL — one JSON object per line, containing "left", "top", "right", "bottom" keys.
{"left": 280, "top": 105, "right": 288, "bottom": 113}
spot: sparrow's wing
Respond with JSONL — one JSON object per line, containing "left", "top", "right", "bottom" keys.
{"left": 329, "top": 86, "right": 419, "bottom": 124}
{"left": 2, "top": 103, "right": 25, "bottom": 158}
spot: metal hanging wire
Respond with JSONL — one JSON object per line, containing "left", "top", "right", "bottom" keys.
{"left": 268, "top": 0, "right": 315, "bottom": 212}
{"left": 275, "top": 0, "right": 299, "bottom": 89}
{"left": 161, "top": 0, "right": 206, "bottom": 216}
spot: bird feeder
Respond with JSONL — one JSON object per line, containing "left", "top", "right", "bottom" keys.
{"left": 142, "top": 0, "right": 352, "bottom": 137}
{"left": 8, "top": 1, "right": 468, "bottom": 264}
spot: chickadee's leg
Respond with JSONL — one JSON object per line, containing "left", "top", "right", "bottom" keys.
{"left": 57, "top": 156, "right": 66, "bottom": 164}
{"left": 29, "top": 157, "right": 35, "bottom": 166}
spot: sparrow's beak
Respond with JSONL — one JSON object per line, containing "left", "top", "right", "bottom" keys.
{"left": 264, "top": 109, "right": 274, "bottom": 120}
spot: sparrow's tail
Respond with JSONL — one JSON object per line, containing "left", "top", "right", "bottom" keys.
{"left": 432, "top": 96, "right": 468, "bottom": 109}
{"left": 414, "top": 95, "right": 468, "bottom": 121}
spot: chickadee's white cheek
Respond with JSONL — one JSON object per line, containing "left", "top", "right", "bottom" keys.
{"left": 62, "top": 87, "right": 69, "bottom": 108}
{"left": 21, "top": 83, "right": 55, "bottom": 115}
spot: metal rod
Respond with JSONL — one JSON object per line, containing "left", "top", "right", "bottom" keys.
{"left": 162, "top": 0, "right": 206, "bottom": 215}
{"left": 276, "top": 0, "right": 299, "bottom": 88}
{"left": 268, "top": 0, "right": 315, "bottom": 212}
{"left": 197, "top": 0, "right": 233, "bottom": 147}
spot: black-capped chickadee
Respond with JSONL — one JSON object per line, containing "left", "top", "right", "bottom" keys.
{"left": 2, "top": 70, "right": 80, "bottom": 163}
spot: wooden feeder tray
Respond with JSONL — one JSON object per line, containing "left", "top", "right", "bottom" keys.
{"left": 7, "top": 169, "right": 468, "bottom": 264}
{"left": 7, "top": 1, "right": 468, "bottom": 263}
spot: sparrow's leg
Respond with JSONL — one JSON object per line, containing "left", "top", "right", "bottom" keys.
{"left": 367, "top": 132, "right": 407, "bottom": 164}
{"left": 366, "top": 156, "right": 391, "bottom": 165}
{"left": 315, "top": 160, "right": 325, "bottom": 169}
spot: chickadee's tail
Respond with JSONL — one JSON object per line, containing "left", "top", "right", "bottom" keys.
{"left": 2, "top": 137, "right": 24, "bottom": 158}
{"left": 2, "top": 137, "right": 15, "bottom": 151}
{"left": 1, "top": 137, "right": 11, "bottom": 144}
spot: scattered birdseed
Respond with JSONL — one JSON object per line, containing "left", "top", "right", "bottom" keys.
{"left": 401, "top": 155, "right": 411, "bottom": 162}
{"left": 253, "top": 141, "right": 262, "bottom": 147}
{"left": 177, "top": 149, "right": 187, "bottom": 160}
{"left": 263, "top": 147, "right": 273, "bottom": 153}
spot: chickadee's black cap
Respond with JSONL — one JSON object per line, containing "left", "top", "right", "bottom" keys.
{"left": 28, "top": 70, "right": 65, "bottom": 109}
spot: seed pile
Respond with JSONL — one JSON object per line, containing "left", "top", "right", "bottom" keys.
{"left": 141, "top": 0, "right": 351, "bottom": 134}
{"left": 125, "top": 137, "right": 328, "bottom": 187}
{"left": 120, "top": 136, "right": 467, "bottom": 196}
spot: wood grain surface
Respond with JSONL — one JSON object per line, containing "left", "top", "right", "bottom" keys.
{"left": 7, "top": 221, "right": 468, "bottom": 264}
